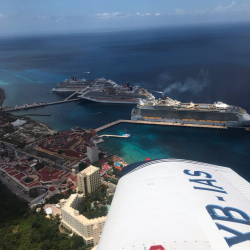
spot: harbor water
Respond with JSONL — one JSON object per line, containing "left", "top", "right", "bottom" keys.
{"left": 0, "top": 23, "right": 250, "bottom": 180}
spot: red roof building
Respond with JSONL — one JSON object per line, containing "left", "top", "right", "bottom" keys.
{"left": 49, "top": 186, "right": 56, "bottom": 192}
{"left": 102, "top": 164, "right": 112, "bottom": 171}
{"left": 71, "top": 175, "right": 77, "bottom": 182}
{"left": 64, "top": 149, "right": 81, "bottom": 158}
{"left": 114, "top": 165, "right": 122, "bottom": 171}
{"left": 13, "top": 173, "right": 26, "bottom": 180}
{"left": 98, "top": 158, "right": 109, "bottom": 164}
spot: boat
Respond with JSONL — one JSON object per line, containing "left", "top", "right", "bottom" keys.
{"left": 52, "top": 77, "right": 94, "bottom": 92}
{"left": 78, "top": 78, "right": 155, "bottom": 104}
{"left": 123, "top": 127, "right": 130, "bottom": 138}
{"left": 131, "top": 95, "right": 250, "bottom": 127}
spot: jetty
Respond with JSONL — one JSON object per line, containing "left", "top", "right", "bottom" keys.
{"left": 96, "top": 119, "right": 250, "bottom": 132}
{"left": 99, "top": 134, "right": 130, "bottom": 138}
{"left": 4, "top": 92, "right": 80, "bottom": 112}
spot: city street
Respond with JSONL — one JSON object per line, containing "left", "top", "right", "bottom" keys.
{"left": 0, "top": 173, "right": 33, "bottom": 202}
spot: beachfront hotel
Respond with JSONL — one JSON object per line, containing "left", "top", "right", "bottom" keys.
{"left": 77, "top": 165, "right": 101, "bottom": 194}
{"left": 60, "top": 194, "right": 106, "bottom": 245}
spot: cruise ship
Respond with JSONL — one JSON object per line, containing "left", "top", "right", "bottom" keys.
{"left": 131, "top": 95, "right": 250, "bottom": 127}
{"left": 52, "top": 77, "right": 93, "bottom": 92}
{"left": 78, "top": 78, "right": 155, "bottom": 104}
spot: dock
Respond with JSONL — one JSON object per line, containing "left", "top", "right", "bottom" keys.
{"left": 4, "top": 92, "right": 81, "bottom": 112}
{"left": 95, "top": 119, "right": 250, "bottom": 132}
{"left": 99, "top": 134, "right": 130, "bottom": 138}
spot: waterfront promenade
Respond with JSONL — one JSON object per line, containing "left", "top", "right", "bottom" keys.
{"left": 95, "top": 119, "right": 249, "bottom": 132}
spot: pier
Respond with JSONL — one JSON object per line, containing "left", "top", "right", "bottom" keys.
{"left": 4, "top": 92, "right": 81, "bottom": 112}
{"left": 95, "top": 119, "right": 250, "bottom": 132}
{"left": 99, "top": 134, "right": 130, "bottom": 138}
{"left": 63, "top": 91, "right": 80, "bottom": 101}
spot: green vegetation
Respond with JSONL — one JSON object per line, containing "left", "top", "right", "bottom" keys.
{"left": 1, "top": 137, "right": 26, "bottom": 149}
{"left": 108, "top": 160, "right": 114, "bottom": 167}
{"left": 108, "top": 195, "right": 114, "bottom": 205}
{"left": 78, "top": 187, "right": 108, "bottom": 219}
{"left": 78, "top": 162, "right": 88, "bottom": 171}
{"left": 57, "top": 150, "right": 64, "bottom": 155}
{"left": 0, "top": 181, "right": 89, "bottom": 250}
{"left": 113, "top": 166, "right": 121, "bottom": 177}
{"left": 93, "top": 162, "right": 102, "bottom": 168}
{"left": 45, "top": 189, "right": 73, "bottom": 204}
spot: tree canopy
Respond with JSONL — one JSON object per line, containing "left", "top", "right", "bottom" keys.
{"left": 78, "top": 187, "right": 108, "bottom": 219}
{"left": 0, "top": 181, "right": 89, "bottom": 250}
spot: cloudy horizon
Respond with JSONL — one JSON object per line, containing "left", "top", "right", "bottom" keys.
{"left": 0, "top": 0, "right": 250, "bottom": 35}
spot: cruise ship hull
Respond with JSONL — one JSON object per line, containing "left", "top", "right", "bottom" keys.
{"left": 52, "top": 88, "right": 86, "bottom": 92}
{"left": 80, "top": 96, "right": 139, "bottom": 104}
{"left": 131, "top": 108, "right": 250, "bottom": 127}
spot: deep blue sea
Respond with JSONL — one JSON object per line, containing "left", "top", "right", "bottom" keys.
{"left": 0, "top": 23, "right": 250, "bottom": 180}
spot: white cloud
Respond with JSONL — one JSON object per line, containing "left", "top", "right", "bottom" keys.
{"left": 214, "top": 1, "right": 236, "bottom": 12}
{"left": 155, "top": 13, "right": 161, "bottom": 16}
{"left": 194, "top": 8, "right": 210, "bottom": 15}
{"left": 136, "top": 12, "right": 151, "bottom": 17}
{"left": 96, "top": 12, "right": 127, "bottom": 18}
{"left": 175, "top": 9, "right": 186, "bottom": 15}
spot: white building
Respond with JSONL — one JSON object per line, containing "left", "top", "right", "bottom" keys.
{"left": 61, "top": 194, "right": 106, "bottom": 245}
{"left": 11, "top": 119, "right": 26, "bottom": 127}
{"left": 87, "top": 146, "right": 99, "bottom": 163}
{"left": 97, "top": 159, "right": 250, "bottom": 250}
{"left": 77, "top": 165, "right": 101, "bottom": 194}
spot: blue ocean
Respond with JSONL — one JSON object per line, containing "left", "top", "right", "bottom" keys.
{"left": 0, "top": 23, "right": 250, "bottom": 179}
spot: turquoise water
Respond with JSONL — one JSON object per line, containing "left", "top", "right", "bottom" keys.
{"left": 99, "top": 123, "right": 250, "bottom": 181}
{"left": 107, "top": 205, "right": 110, "bottom": 213}
{"left": 0, "top": 24, "right": 250, "bottom": 181}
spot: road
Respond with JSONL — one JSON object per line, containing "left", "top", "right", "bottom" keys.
{"left": 0, "top": 173, "right": 33, "bottom": 202}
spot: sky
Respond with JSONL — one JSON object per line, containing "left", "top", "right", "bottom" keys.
{"left": 0, "top": 0, "right": 250, "bottom": 35}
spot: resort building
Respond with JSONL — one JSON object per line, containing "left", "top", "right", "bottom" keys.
{"left": 87, "top": 146, "right": 99, "bottom": 163}
{"left": 98, "top": 159, "right": 250, "bottom": 250}
{"left": 77, "top": 165, "right": 101, "bottom": 194}
{"left": 60, "top": 194, "right": 106, "bottom": 245}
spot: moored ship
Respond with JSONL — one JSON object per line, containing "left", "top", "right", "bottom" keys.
{"left": 131, "top": 95, "right": 250, "bottom": 127}
{"left": 52, "top": 77, "right": 93, "bottom": 92}
{"left": 78, "top": 78, "right": 155, "bottom": 104}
